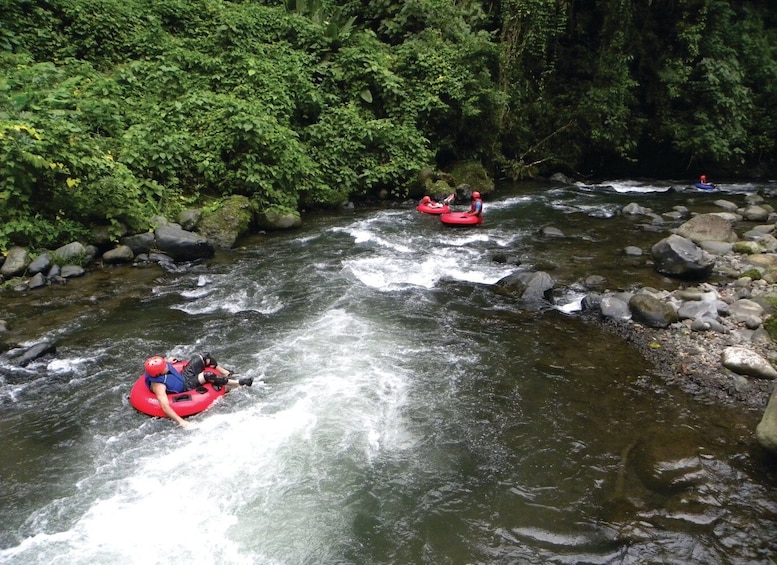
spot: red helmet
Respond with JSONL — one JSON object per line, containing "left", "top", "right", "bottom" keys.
{"left": 472, "top": 191, "right": 481, "bottom": 199}
{"left": 144, "top": 356, "right": 167, "bottom": 377}
{"left": 422, "top": 196, "right": 431, "bottom": 203}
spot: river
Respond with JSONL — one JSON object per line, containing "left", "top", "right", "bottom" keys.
{"left": 1, "top": 179, "right": 776, "bottom": 564}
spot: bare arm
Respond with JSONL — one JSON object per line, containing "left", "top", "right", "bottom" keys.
{"left": 151, "top": 382, "right": 189, "bottom": 429}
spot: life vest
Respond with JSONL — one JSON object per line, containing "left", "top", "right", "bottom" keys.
{"left": 145, "top": 363, "right": 185, "bottom": 393}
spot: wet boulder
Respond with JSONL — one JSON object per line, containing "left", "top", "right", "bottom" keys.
{"left": 494, "top": 270, "right": 555, "bottom": 304}
{"left": 622, "top": 202, "right": 651, "bottom": 216}
{"left": 599, "top": 295, "right": 632, "bottom": 321}
{"left": 629, "top": 293, "right": 678, "bottom": 328}
{"left": 121, "top": 232, "right": 155, "bottom": 255}
{"left": 550, "top": 172, "right": 573, "bottom": 184}
{"left": 61, "top": 265, "right": 85, "bottom": 278}
{"left": 651, "top": 234, "right": 715, "bottom": 279}
{"left": 541, "top": 226, "right": 564, "bottom": 238}
{"left": 9, "top": 341, "right": 57, "bottom": 367}
{"left": 154, "top": 224, "right": 215, "bottom": 261}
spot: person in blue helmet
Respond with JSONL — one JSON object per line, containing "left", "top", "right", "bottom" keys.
{"left": 144, "top": 352, "right": 252, "bottom": 428}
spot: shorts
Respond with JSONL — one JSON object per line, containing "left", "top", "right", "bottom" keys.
{"left": 183, "top": 371, "right": 201, "bottom": 391}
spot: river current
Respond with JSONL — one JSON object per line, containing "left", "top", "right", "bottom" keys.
{"left": 1, "top": 180, "right": 776, "bottom": 564}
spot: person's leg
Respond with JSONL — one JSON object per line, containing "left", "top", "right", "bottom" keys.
{"left": 198, "top": 372, "right": 230, "bottom": 387}
{"left": 197, "top": 372, "right": 253, "bottom": 388}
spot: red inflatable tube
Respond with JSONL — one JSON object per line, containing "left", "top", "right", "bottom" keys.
{"left": 440, "top": 212, "right": 483, "bottom": 226}
{"left": 416, "top": 203, "right": 450, "bottom": 215}
{"left": 129, "top": 360, "right": 227, "bottom": 418}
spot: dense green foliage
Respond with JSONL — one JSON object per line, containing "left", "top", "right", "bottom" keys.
{"left": 1, "top": 0, "right": 776, "bottom": 251}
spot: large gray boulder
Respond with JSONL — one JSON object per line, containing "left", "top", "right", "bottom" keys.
{"left": 102, "top": 245, "right": 135, "bottom": 264}
{"left": 721, "top": 347, "right": 777, "bottom": 379}
{"left": 676, "top": 213, "right": 738, "bottom": 244}
{"left": 742, "top": 205, "right": 770, "bottom": 222}
{"left": 1, "top": 246, "right": 31, "bottom": 277}
{"left": 28, "top": 252, "right": 52, "bottom": 275}
{"left": 651, "top": 234, "right": 716, "bottom": 280}
{"left": 494, "top": 271, "right": 555, "bottom": 303}
{"left": 54, "top": 241, "right": 87, "bottom": 263}
{"left": 155, "top": 224, "right": 214, "bottom": 261}
{"left": 60, "top": 265, "right": 85, "bottom": 278}
{"left": 120, "top": 232, "right": 155, "bottom": 255}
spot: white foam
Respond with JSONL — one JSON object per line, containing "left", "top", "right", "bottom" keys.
{"left": 577, "top": 179, "right": 673, "bottom": 193}
{"left": 175, "top": 281, "right": 283, "bottom": 315}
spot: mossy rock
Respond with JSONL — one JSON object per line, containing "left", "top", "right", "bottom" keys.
{"left": 411, "top": 168, "right": 455, "bottom": 197}
{"left": 256, "top": 206, "right": 302, "bottom": 230}
{"left": 197, "top": 195, "right": 254, "bottom": 248}
{"left": 449, "top": 161, "right": 494, "bottom": 195}
{"left": 740, "top": 268, "right": 763, "bottom": 280}
{"left": 764, "top": 315, "right": 777, "bottom": 342}
{"left": 733, "top": 241, "right": 761, "bottom": 254}
{"left": 429, "top": 179, "right": 454, "bottom": 197}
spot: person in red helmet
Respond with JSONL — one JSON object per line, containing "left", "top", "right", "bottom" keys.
{"left": 467, "top": 191, "right": 483, "bottom": 217}
{"left": 420, "top": 195, "right": 450, "bottom": 209}
{"left": 143, "top": 351, "right": 251, "bottom": 428}
{"left": 697, "top": 174, "right": 716, "bottom": 189}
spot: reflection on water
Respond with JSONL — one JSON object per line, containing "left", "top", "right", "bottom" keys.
{"left": 1, "top": 180, "right": 776, "bottom": 563}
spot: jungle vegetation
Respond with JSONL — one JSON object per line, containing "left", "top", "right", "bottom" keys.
{"left": 1, "top": 0, "right": 776, "bottom": 251}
